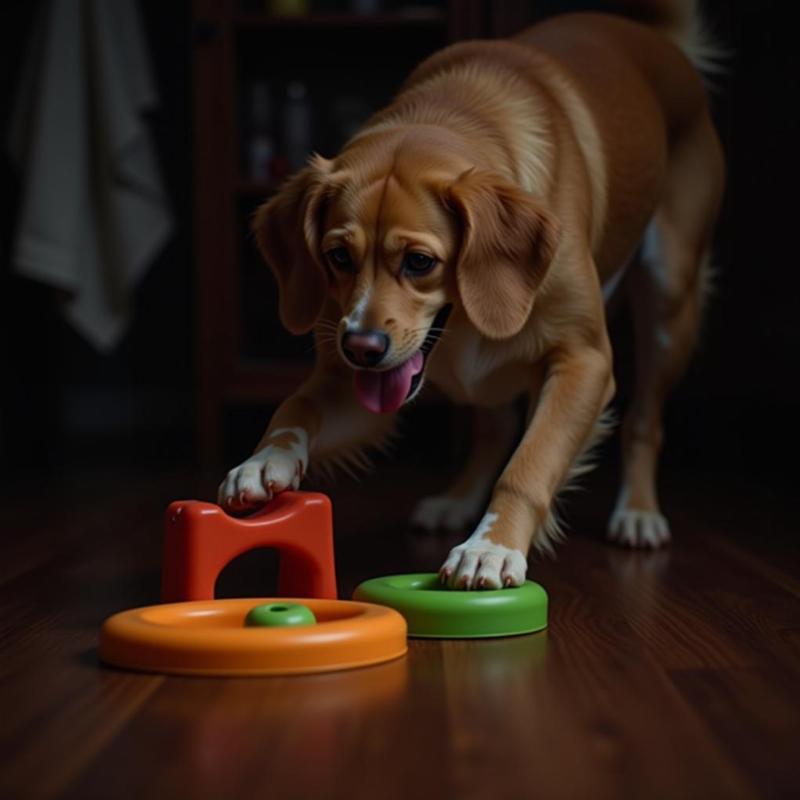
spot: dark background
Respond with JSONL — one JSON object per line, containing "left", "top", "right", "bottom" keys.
{"left": 1, "top": 0, "right": 797, "bottom": 505}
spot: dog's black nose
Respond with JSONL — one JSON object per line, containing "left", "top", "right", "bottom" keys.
{"left": 342, "top": 330, "right": 390, "bottom": 368}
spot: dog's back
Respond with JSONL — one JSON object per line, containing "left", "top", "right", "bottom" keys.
{"left": 517, "top": 11, "right": 722, "bottom": 277}
{"left": 390, "top": 3, "right": 723, "bottom": 281}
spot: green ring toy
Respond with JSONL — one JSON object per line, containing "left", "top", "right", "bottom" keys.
{"left": 352, "top": 573, "right": 547, "bottom": 639}
{"left": 244, "top": 602, "right": 317, "bottom": 628}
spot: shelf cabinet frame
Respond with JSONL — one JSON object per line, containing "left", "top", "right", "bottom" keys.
{"left": 193, "top": 0, "right": 523, "bottom": 464}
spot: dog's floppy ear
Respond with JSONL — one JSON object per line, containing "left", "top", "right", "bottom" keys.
{"left": 446, "top": 169, "right": 560, "bottom": 339}
{"left": 252, "top": 155, "right": 335, "bottom": 335}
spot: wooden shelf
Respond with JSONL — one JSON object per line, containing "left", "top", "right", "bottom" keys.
{"left": 225, "top": 359, "right": 312, "bottom": 403}
{"left": 234, "top": 10, "right": 445, "bottom": 30}
{"left": 194, "top": 0, "right": 490, "bottom": 464}
{"left": 237, "top": 179, "right": 277, "bottom": 197}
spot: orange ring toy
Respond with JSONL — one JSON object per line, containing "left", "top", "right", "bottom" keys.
{"left": 99, "top": 598, "right": 407, "bottom": 677}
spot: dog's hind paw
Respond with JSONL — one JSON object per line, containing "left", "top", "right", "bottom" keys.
{"left": 410, "top": 495, "right": 481, "bottom": 533}
{"left": 607, "top": 508, "right": 671, "bottom": 549}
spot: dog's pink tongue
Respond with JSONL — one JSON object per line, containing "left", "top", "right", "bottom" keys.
{"left": 354, "top": 351, "right": 424, "bottom": 414}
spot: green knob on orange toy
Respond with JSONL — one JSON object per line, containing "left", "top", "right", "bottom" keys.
{"left": 244, "top": 602, "right": 317, "bottom": 628}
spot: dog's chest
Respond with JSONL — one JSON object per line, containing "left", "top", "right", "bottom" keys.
{"left": 427, "top": 331, "right": 529, "bottom": 405}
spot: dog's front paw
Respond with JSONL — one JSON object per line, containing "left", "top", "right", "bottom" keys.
{"left": 218, "top": 428, "right": 308, "bottom": 512}
{"left": 410, "top": 494, "right": 482, "bottom": 533}
{"left": 439, "top": 535, "right": 528, "bottom": 590}
{"left": 607, "top": 508, "right": 671, "bottom": 549}
{"left": 218, "top": 451, "right": 301, "bottom": 511}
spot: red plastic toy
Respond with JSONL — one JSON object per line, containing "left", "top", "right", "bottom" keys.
{"left": 160, "top": 492, "right": 337, "bottom": 602}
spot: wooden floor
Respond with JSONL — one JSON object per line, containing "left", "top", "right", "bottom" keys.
{"left": 1, "top": 459, "right": 798, "bottom": 799}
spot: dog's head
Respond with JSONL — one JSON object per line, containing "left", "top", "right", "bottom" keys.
{"left": 253, "top": 130, "right": 560, "bottom": 413}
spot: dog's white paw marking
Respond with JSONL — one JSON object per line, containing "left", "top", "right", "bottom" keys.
{"left": 218, "top": 428, "right": 308, "bottom": 511}
{"left": 607, "top": 508, "right": 671, "bottom": 549}
{"left": 438, "top": 512, "right": 528, "bottom": 590}
{"left": 410, "top": 493, "right": 483, "bottom": 533}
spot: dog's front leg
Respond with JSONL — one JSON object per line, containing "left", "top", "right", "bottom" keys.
{"left": 440, "top": 344, "right": 614, "bottom": 588}
{"left": 218, "top": 365, "right": 393, "bottom": 511}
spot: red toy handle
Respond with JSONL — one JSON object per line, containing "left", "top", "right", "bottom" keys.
{"left": 165, "top": 493, "right": 304, "bottom": 526}
{"left": 160, "top": 491, "right": 338, "bottom": 602}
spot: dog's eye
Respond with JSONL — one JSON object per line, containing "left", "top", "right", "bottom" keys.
{"left": 403, "top": 252, "right": 437, "bottom": 276}
{"left": 327, "top": 247, "right": 355, "bottom": 271}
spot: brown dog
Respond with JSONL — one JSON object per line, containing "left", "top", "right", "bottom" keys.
{"left": 218, "top": 1, "right": 725, "bottom": 589}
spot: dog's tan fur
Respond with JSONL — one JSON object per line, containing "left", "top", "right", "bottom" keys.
{"left": 218, "top": 3, "right": 725, "bottom": 587}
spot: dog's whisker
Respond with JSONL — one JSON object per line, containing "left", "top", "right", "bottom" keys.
{"left": 314, "top": 339, "right": 339, "bottom": 351}
{"left": 408, "top": 328, "right": 450, "bottom": 338}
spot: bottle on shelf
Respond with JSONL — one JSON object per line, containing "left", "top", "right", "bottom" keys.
{"left": 246, "top": 80, "right": 275, "bottom": 181}
{"left": 284, "top": 81, "right": 312, "bottom": 173}
{"left": 351, "top": 0, "right": 382, "bottom": 14}
{"left": 267, "top": 0, "right": 309, "bottom": 16}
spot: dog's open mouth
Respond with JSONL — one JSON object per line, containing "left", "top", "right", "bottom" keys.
{"left": 353, "top": 305, "right": 452, "bottom": 414}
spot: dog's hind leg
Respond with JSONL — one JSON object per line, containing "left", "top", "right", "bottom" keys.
{"left": 609, "top": 115, "right": 724, "bottom": 548}
{"left": 608, "top": 241, "right": 706, "bottom": 547}
{"left": 411, "top": 404, "right": 519, "bottom": 533}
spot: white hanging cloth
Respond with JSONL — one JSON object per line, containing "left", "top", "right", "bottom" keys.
{"left": 7, "top": 0, "right": 174, "bottom": 351}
